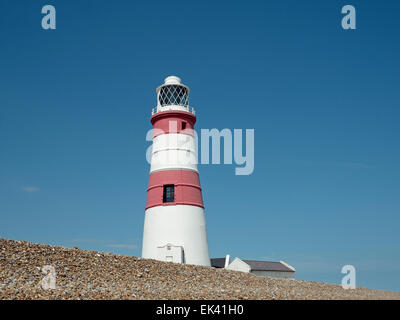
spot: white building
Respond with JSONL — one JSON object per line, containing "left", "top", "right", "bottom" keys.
{"left": 211, "top": 257, "right": 296, "bottom": 279}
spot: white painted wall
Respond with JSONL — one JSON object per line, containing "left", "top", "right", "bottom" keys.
{"left": 226, "top": 258, "right": 251, "bottom": 273}
{"left": 142, "top": 205, "right": 211, "bottom": 266}
{"left": 150, "top": 133, "right": 198, "bottom": 173}
{"left": 251, "top": 270, "right": 295, "bottom": 279}
{"left": 156, "top": 244, "right": 184, "bottom": 263}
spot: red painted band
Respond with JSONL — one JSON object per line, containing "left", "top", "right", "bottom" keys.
{"left": 146, "top": 169, "right": 204, "bottom": 209}
{"left": 151, "top": 110, "right": 196, "bottom": 138}
{"left": 148, "top": 183, "right": 202, "bottom": 192}
{"left": 146, "top": 202, "right": 204, "bottom": 210}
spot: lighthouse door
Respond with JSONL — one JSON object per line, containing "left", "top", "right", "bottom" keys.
{"left": 157, "top": 244, "right": 184, "bottom": 263}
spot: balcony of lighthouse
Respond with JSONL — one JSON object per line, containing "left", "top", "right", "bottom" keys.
{"left": 151, "top": 105, "right": 195, "bottom": 116}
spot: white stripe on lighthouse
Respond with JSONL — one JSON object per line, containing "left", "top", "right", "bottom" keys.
{"left": 150, "top": 133, "right": 198, "bottom": 173}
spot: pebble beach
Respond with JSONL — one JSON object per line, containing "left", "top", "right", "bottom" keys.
{"left": 1, "top": 238, "right": 399, "bottom": 300}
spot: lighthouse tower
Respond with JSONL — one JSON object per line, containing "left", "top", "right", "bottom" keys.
{"left": 142, "top": 76, "right": 211, "bottom": 266}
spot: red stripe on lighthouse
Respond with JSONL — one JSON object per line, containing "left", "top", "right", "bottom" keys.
{"left": 151, "top": 110, "right": 196, "bottom": 138}
{"left": 146, "top": 170, "right": 204, "bottom": 209}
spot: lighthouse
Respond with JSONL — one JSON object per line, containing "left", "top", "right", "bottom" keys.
{"left": 142, "top": 76, "right": 211, "bottom": 266}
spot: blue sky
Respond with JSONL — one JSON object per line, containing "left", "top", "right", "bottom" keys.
{"left": 1, "top": 0, "right": 399, "bottom": 291}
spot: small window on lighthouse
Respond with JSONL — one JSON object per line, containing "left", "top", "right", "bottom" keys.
{"left": 163, "top": 185, "right": 175, "bottom": 203}
{"left": 181, "top": 122, "right": 186, "bottom": 130}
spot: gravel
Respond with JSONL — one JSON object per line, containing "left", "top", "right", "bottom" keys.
{"left": 1, "top": 238, "right": 399, "bottom": 300}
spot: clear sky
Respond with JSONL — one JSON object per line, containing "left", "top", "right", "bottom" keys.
{"left": 1, "top": 0, "right": 399, "bottom": 291}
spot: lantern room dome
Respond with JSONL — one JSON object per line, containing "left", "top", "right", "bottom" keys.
{"left": 164, "top": 76, "right": 181, "bottom": 85}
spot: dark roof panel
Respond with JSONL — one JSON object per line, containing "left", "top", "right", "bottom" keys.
{"left": 210, "top": 258, "right": 226, "bottom": 268}
{"left": 211, "top": 258, "right": 294, "bottom": 272}
{"left": 243, "top": 260, "right": 294, "bottom": 272}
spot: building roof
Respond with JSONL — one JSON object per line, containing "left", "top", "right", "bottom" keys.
{"left": 211, "top": 258, "right": 295, "bottom": 272}
{"left": 243, "top": 260, "right": 294, "bottom": 272}
{"left": 210, "top": 258, "right": 227, "bottom": 268}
